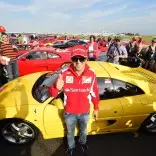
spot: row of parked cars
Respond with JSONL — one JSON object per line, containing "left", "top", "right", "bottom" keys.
{"left": 16, "top": 38, "right": 108, "bottom": 76}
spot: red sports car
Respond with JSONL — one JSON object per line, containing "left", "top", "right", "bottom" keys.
{"left": 17, "top": 47, "right": 71, "bottom": 76}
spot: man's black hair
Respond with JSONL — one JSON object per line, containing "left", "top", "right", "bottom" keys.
{"left": 1, "top": 32, "right": 8, "bottom": 36}
{"left": 115, "top": 38, "right": 120, "bottom": 42}
{"left": 152, "top": 38, "right": 156, "bottom": 43}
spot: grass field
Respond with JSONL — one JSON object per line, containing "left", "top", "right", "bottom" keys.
{"left": 120, "top": 35, "right": 155, "bottom": 42}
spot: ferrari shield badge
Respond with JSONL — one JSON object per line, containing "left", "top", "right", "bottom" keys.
{"left": 66, "top": 76, "right": 73, "bottom": 83}
{"left": 82, "top": 76, "right": 92, "bottom": 84}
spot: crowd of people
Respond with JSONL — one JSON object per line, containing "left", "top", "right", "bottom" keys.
{"left": 97, "top": 36, "right": 156, "bottom": 72}
{"left": 0, "top": 26, "right": 156, "bottom": 87}
{"left": 0, "top": 25, "right": 156, "bottom": 156}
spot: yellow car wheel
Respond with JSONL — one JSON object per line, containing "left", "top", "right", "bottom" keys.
{"left": 142, "top": 113, "right": 156, "bottom": 133}
{"left": 0, "top": 119, "right": 38, "bottom": 145}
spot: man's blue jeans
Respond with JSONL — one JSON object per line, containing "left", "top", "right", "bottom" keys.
{"left": 64, "top": 111, "right": 89, "bottom": 149}
{"left": 3, "top": 60, "right": 19, "bottom": 82}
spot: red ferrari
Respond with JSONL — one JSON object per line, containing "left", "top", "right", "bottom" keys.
{"left": 17, "top": 47, "right": 71, "bottom": 76}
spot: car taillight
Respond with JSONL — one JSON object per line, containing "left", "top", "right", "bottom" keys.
{"left": 0, "top": 85, "right": 8, "bottom": 92}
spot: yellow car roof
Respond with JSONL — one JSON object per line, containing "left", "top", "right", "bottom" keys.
{"left": 91, "top": 61, "right": 156, "bottom": 83}
{"left": 87, "top": 61, "right": 110, "bottom": 77}
{"left": 88, "top": 61, "right": 156, "bottom": 83}
{"left": 95, "top": 61, "right": 156, "bottom": 94}
{"left": 107, "top": 63, "right": 156, "bottom": 83}
{"left": 87, "top": 61, "right": 126, "bottom": 79}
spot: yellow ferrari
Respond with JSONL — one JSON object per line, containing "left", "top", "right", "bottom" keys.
{"left": 0, "top": 62, "right": 156, "bottom": 145}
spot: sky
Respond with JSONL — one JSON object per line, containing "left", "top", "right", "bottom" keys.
{"left": 0, "top": 0, "right": 156, "bottom": 35}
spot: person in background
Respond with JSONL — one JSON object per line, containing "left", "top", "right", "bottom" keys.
{"left": 49, "top": 45, "right": 99, "bottom": 156}
{"left": 125, "top": 37, "right": 142, "bottom": 67}
{"left": 107, "top": 38, "right": 128, "bottom": 64}
{"left": 0, "top": 26, "right": 6, "bottom": 86}
{"left": 107, "top": 36, "right": 113, "bottom": 47}
{"left": 0, "top": 32, "right": 19, "bottom": 82}
{"left": 0, "top": 52, "right": 6, "bottom": 86}
{"left": 143, "top": 38, "right": 156, "bottom": 70}
{"left": 87, "top": 35, "right": 99, "bottom": 61}
{"left": 32, "top": 37, "right": 39, "bottom": 48}
{"left": 151, "top": 52, "right": 156, "bottom": 73}
{"left": 126, "top": 37, "right": 139, "bottom": 58}
{"left": 22, "top": 33, "right": 29, "bottom": 44}
{"left": 18, "top": 34, "right": 23, "bottom": 44}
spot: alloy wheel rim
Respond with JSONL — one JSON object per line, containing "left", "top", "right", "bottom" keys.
{"left": 146, "top": 114, "right": 156, "bottom": 132}
{"left": 2, "top": 122, "right": 35, "bottom": 144}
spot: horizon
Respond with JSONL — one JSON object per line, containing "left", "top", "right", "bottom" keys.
{"left": 1, "top": 0, "right": 156, "bottom": 35}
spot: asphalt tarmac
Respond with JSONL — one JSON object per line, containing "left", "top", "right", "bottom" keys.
{"left": 0, "top": 132, "right": 155, "bottom": 156}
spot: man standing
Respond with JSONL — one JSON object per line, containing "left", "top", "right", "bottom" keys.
{"left": 0, "top": 32, "right": 19, "bottom": 82}
{"left": 107, "top": 38, "right": 128, "bottom": 64}
{"left": 0, "top": 26, "right": 6, "bottom": 86}
{"left": 49, "top": 45, "right": 99, "bottom": 156}
{"left": 87, "top": 35, "right": 99, "bottom": 61}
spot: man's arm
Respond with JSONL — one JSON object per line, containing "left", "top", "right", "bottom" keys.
{"left": 48, "top": 74, "right": 64, "bottom": 97}
{"left": 48, "top": 83, "right": 60, "bottom": 98}
{"left": 119, "top": 46, "right": 128, "bottom": 58}
{"left": 90, "top": 75, "right": 99, "bottom": 110}
{"left": 90, "top": 75, "right": 100, "bottom": 120}
{"left": 107, "top": 46, "right": 114, "bottom": 58}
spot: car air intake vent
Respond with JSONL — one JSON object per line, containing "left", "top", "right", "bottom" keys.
{"left": 121, "top": 68, "right": 156, "bottom": 84}
{"left": 115, "top": 67, "right": 119, "bottom": 70}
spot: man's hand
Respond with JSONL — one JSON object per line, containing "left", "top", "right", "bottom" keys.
{"left": 12, "top": 45, "right": 17, "bottom": 49}
{"left": 93, "top": 110, "right": 99, "bottom": 120}
{"left": 108, "top": 54, "right": 114, "bottom": 58}
{"left": 114, "top": 55, "right": 119, "bottom": 59}
{"left": 56, "top": 74, "right": 64, "bottom": 91}
{"left": 0, "top": 56, "right": 10, "bottom": 65}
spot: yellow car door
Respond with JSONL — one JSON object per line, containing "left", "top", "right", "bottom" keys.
{"left": 43, "top": 96, "right": 66, "bottom": 138}
{"left": 111, "top": 79, "right": 155, "bottom": 131}
{"left": 87, "top": 77, "right": 123, "bottom": 135}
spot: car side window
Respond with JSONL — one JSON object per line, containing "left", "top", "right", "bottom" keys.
{"left": 26, "top": 51, "right": 47, "bottom": 60}
{"left": 97, "top": 77, "right": 115, "bottom": 100}
{"left": 48, "top": 52, "right": 60, "bottom": 59}
{"left": 69, "top": 40, "right": 77, "bottom": 43}
{"left": 112, "top": 79, "right": 144, "bottom": 98}
{"left": 79, "top": 41, "right": 86, "bottom": 44}
{"left": 54, "top": 41, "right": 64, "bottom": 45}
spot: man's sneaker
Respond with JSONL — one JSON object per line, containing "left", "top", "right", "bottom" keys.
{"left": 80, "top": 143, "right": 89, "bottom": 156}
{"left": 65, "top": 148, "right": 75, "bottom": 156}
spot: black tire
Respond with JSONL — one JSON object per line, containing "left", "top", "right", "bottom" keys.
{"left": 141, "top": 113, "right": 156, "bottom": 133}
{"left": 0, "top": 119, "right": 38, "bottom": 145}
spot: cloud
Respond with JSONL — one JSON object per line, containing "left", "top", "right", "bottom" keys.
{"left": 31, "top": 0, "right": 105, "bottom": 10}
{"left": 0, "top": 0, "right": 156, "bottom": 34}
{"left": 0, "top": 2, "right": 28, "bottom": 12}
{"left": 95, "top": 11, "right": 156, "bottom": 34}
{"left": 79, "top": 5, "right": 128, "bottom": 20}
{"left": 47, "top": 12, "right": 71, "bottom": 20}
{"left": 0, "top": 0, "right": 122, "bottom": 14}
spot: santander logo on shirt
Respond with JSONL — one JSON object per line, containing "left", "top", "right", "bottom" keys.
{"left": 65, "top": 88, "right": 90, "bottom": 92}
